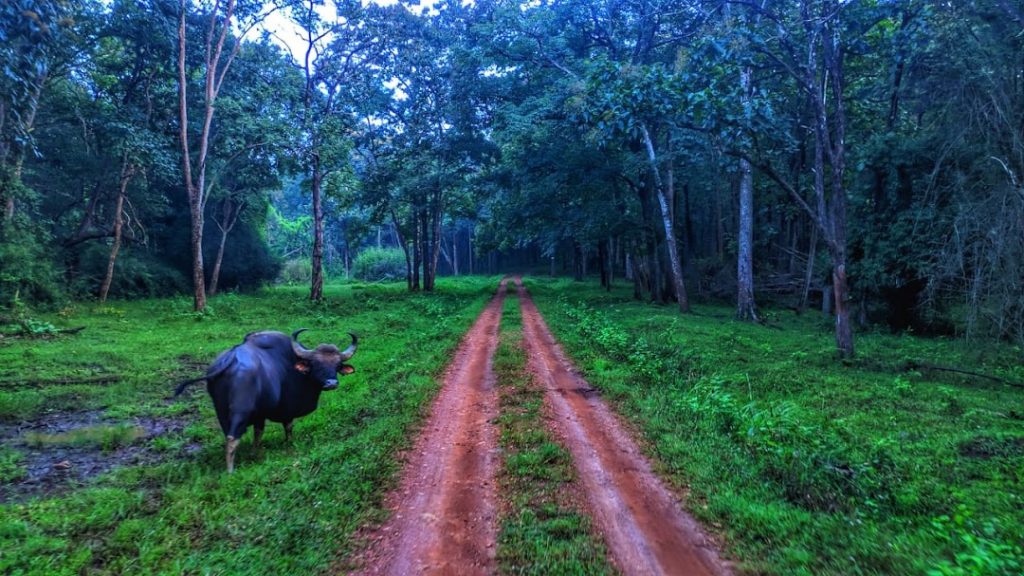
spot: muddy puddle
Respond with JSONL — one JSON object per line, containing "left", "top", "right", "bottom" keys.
{"left": 0, "top": 410, "right": 196, "bottom": 502}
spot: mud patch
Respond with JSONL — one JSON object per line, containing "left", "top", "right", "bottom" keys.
{"left": 959, "top": 435, "right": 1024, "bottom": 459}
{"left": 0, "top": 410, "right": 194, "bottom": 502}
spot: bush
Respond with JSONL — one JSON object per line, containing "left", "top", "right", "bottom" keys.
{"left": 278, "top": 258, "right": 312, "bottom": 284}
{"left": 0, "top": 223, "right": 61, "bottom": 306}
{"left": 352, "top": 248, "right": 406, "bottom": 282}
{"left": 69, "top": 244, "right": 189, "bottom": 300}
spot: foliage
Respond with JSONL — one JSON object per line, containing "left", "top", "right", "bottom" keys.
{"left": 0, "top": 215, "right": 61, "bottom": 305}
{"left": 278, "top": 258, "right": 312, "bottom": 285}
{"left": 352, "top": 248, "right": 406, "bottom": 282}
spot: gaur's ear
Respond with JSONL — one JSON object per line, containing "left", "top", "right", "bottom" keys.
{"left": 339, "top": 364, "right": 356, "bottom": 375}
{"left": 294, "top": 361, "right": 311, "bottom": 374}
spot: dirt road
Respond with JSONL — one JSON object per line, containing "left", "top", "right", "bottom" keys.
{"left": 352, "top": 277, "right": 730, "bottom": 575}
{"left": 516, "top": 278, "right": 732, "bottom": 576}
{"left": 352, "top": 280, "right": 507, "bottom": 575}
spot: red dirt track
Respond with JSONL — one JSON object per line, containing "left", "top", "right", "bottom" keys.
{"left": 351, "top": 280, "right": 507, "bottom": 575}
{"left": 515, "top": 278, "right": 732, "bottom": 576}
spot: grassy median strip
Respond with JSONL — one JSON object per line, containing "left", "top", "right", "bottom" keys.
{"left": 494, "top": 290, "right": 615, "bottom": 575}
{"left": 0, "top": 277, "right": 498, "bottom": 575}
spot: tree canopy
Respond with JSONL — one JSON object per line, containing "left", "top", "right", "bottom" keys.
{"left": 2, "top": 0, "right": 1024, "bottom": 351}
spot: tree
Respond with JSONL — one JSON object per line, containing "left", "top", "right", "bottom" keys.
{"left": 176, "top": 0, "right": 273, "bottom": 311}
{"left": 285, "top": 0, "right": 383, "bottom": 301}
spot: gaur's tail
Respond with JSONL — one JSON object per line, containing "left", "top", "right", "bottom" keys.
{"left": 172, "top": 358, "right": 234, "bottom": 397}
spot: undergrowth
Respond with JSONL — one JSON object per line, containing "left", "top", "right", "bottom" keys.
{"left": 526, "top": 277, "right": 1024, "bottom": 576}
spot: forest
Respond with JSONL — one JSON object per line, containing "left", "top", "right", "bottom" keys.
{"left": 1, "top": 1, "right": 1023, "bottom": 575}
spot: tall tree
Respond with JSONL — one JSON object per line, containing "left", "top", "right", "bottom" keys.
{"left": 176, "top": 0, "right": 271, "bottom": 310}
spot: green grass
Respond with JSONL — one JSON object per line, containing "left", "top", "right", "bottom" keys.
{"left": 23, "top": 424, "right": 146, "bottom": 451}
{"left": 523, "top": 277, "right": 1024, "bottom": 576}
{"left": 0, "top": 276, "right": 499, "bottom": 575}
{"left": 494, "top": 290, "right": 615, "bottom": 575}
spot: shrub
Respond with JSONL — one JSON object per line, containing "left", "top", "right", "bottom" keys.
{"left": 0, "top": 224, "right": 61, "bottom": 306}
{"left": 69, "top": 245, "right": 189, "bottom": 299}
{"left": 353, "top": 248, "right": 406, "bottom": 282}
{"left": 279, "top": 258, "right": 312, "bottom": 284}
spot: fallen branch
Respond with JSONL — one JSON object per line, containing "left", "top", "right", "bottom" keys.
{"left": 0, "top": 326, "right": 86, "bottom": 339}
{"left": 904, "top": 360, "right": 1023, "bottom": 388}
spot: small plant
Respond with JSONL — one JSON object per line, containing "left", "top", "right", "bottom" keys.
{"left": 1, "top": 291, "right": 61, "bottom": 337}
{"left": 928, "top": 508, "right": 1024, "bottom": 576}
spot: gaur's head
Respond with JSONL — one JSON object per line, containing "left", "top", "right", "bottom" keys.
{"left": 290, "top": 329, "right": 358, "bottom": 390}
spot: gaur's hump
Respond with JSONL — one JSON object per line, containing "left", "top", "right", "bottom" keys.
{"left": 244, "top": 331, "right": 288, "bottom": 349}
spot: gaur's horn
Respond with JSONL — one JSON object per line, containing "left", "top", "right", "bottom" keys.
{"left": 291, "top": 328, "right": 314, "bottom": 359}
{"left": 339, "top": 332, "right": 358, "bottom": 362}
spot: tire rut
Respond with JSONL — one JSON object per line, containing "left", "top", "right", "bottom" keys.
{"left": 350, "top": 280, "right": 507, "bottom": 575}
{"left": 515, "top": 278, "right": 732, "bottom": 576}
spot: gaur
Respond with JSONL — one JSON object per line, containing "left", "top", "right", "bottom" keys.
{"left": 174, "top": 329, "right": 357, "bottom": 472}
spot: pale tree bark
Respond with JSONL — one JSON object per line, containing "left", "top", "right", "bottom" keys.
{"left": 99, "top": 157, "right": 137, "bottom": 302}
{"left": 310, "top": 155, "right": 324, "bottom": 301}
{"left": 430, "top": 205, "right": 442, "bottom": 289}
{"left": 803, "top": 0, "right": 854, "bottom": 356}
{"left": 640, "top": 123, "right": 689, "bottom": 313}
{"left": 737, "top": 155, "right": 758, "bottom": 321}
{"left": 209, "top": 197, "right": 242, "bottom": 296}
{"left": 732, "top": 0, "right": 765, "bottom": 322}
{"left": 391, "top": 210, "right": 412, "bottom": 290}
{"left": 177, "top": 0, "right": 245, "bottom": 312}
{"left": 800, "top": 222, "right": 818, "bottom": 310}
{"left": 736, "top": 64, "right": 759, "bottom": 322}
{"left": 820, "top": 0, "right": 854, "bottom": 356}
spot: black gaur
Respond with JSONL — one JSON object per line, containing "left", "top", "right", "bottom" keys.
{"left": 174, "top": 329, "right": 357, "bottom": 472}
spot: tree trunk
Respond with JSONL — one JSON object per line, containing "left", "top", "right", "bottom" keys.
{"left": 736, "top": 154, "right": 758, "bottom": 321}
{"left": 412, "top": 210, "right": 421, "bottom": 290}
{"left": 822, "top": 0, "right": 854, "bottom": 357}
{"left": 452, "top": 227, "right": 459, "bottom": 276}
{"left": 715, "top": 182, "right": 725, "bottom": 259}
{"left": 428, "top": 204, "right": 442, "bottom": 291}
{"left": 598, "top": 240, "right": 608, "bottom": 288}
{"left": 573, "top": 241, "right": 583, "bottom": 281}
{"left": 640, "top": 124, "right": 689, "bottom": 312}
{"left": 209, "top": 225, "right": 229, "bottom": 297}
{"left": 99, "top": 163, "right": 134, "bottom": 302}
{"left": 310, "top": 157, "right": 324, "bottom": 301}
{"left": 177, "top": 0, "right": 239, "bottom": 312}
{"left": 188, "top": 190, "right": 207, "bottom": 311}
{"left": 800, "top": 222, "right": 818, "bottom": 310}
{"left": 391, "top": 211, "right": 412, "bottom": 290}
{"left": 607, "top": 237, "right": 614, "bottom": 289}
{"left": 209, "top": 198, "right": 241, "bottom": 296}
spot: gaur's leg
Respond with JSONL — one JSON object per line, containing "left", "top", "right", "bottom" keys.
{"left": 225, "top": 415, "right": 249, "bottom": 473}
{"left": 253, "top": 419, "right": 266, "bottom": 449}
{"left": 283, "top": 420, "right": 294, "bottom": 442}
{"left": 225, "top": 436, "right": 241, "bottom": 474}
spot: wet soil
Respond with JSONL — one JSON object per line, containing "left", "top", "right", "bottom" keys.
{"left": 350, "top": 280, "right": 507, "bottom": 575}
{"left": 515, "top": 278, "right": 732, "bottom": 576}
{"left": 0, "top": 409, "right": 193, "bottom": 502}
